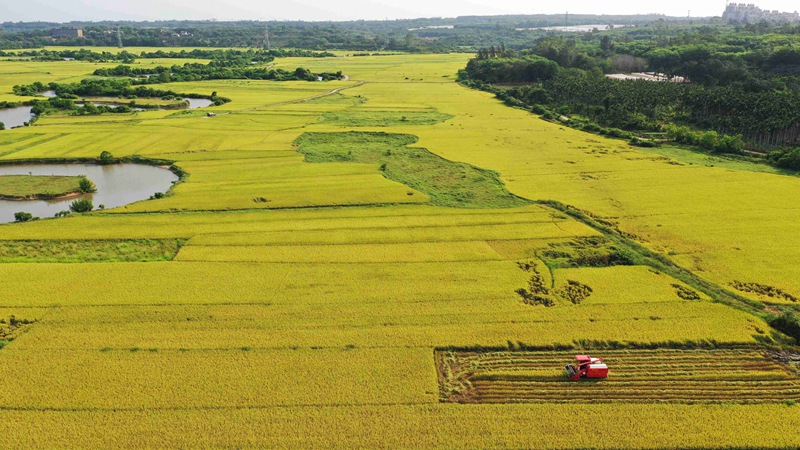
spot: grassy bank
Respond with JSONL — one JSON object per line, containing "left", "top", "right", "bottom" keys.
{"left": 0, "top": 175, "right": 84, "bottom": 199}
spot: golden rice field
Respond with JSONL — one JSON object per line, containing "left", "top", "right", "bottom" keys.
{"left": 0, "top": 50, "right": 798, "bottom": 448}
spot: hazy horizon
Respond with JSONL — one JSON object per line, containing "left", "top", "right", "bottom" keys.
{"left": 3, "top": 0, "right": 799, "bottom": 23}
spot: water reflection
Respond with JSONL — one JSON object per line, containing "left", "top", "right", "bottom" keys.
{"left": 0, "top": 107, "right": 34, "bottom": 129}
{"left": 0, "top": 163, "right": 179, "bottom": 223}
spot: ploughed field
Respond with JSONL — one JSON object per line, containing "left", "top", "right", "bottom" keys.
{"left": 0, "top": 51, "right": 798, "bottom": 448}
{"left": 438, "top": 348, "right": 800, "bottom": 404}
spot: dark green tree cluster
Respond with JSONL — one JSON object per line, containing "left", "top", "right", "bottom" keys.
{"left": 0, "top": 47, "right": 334, "bottom": 62}
{"left": 0, "top": 15, "right": 703, "bottom": 52}
{"left": 461, "top": 55, "right": 559, "bottom": 84}
{"left": 13, "top": 212, "right": 38, "bottom": 222}
{"left": 15, "top": 79, "right": 227, "bottom": 116}
{"left": 460, "top": 25, "right": 800, "bottom": 160}
{"left": 93, "top": 63, "right": 343, "bottom": 83}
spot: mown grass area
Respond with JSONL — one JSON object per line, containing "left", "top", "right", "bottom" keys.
{"left": 295, "top": 131, "right": 530, "bottom": 208}
{"left": 0, "top": 175, "right": 84, "bottom": 199}
{"left": 0, "top": 239, "right": 185, "bottom": 263}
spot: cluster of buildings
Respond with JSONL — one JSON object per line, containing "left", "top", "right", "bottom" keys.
{"left": 723, "top": 3, "right": 800, "bottom": 24}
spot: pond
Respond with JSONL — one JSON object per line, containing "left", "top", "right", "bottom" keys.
{"left": 186, "top": 98, "right": 214, "bottom": 109}
{"left": 0, "top": 163, "right": 179, "bottom": 223}
{"left": 0, "top": 106, "right": 34, "bottom": 130}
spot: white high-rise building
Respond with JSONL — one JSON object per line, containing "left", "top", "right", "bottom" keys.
{"left": 723, "top": 3, "right": 800, "bottom": 23}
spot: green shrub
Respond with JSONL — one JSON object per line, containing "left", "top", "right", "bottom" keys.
{"left": 13, "top": 212, "right": 38, "bottom": 222}
{"left": 97, "top": 151, "right": 114, "bottom": 165}
{"left": 78, "top": 177, "right": 96, "bottom": 193}
{"left": 69, "top": 198, "right": 93, "bottom": 213}
{"left": 769, "top": 311, "right": 800, "bottom": 343}
{"left": 769, "top": 148, "right": 800, "bottom": 170}
{"left": 630, "top": 137, "right": 659, "bottom": 148}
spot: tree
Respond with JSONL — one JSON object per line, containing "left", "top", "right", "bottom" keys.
{"left": 699, "top": 131, "right": 719, "bottom": 150}
{"left": 293, "top": 67, "right": 314, "bottom": 81}
{"left": 98, "top": 151, "right": 114, "bottom": 165}
{"left": 69, "top": 198, "right": 93, "bottom": 213}
{"left": 78, "top": 177, "right": 96, "bottom": 193}
{"left": 13, "top": 212, "right": 37, "bottom": 222}
{"left": 600, "top": 36, "right": 614, "bottom": 54}
{"left": 0, "top": 122, "right": 5, "bottom": 131}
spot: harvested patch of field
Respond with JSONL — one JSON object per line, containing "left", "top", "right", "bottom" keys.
{"left": 437, "top": 348, "right": 800, "bottom": 404}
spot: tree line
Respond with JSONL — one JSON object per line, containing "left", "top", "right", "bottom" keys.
{"left": 458, "top": 27, "right": 800, "bottom": 169}
{"left": 93, "top": 63, "right": 344, "bottom": 83}
{"left": 0, "top": 15, "right": 708, "bottom": 52}
{"left": 0, "top": 48, "right": 334, "bottom": 62}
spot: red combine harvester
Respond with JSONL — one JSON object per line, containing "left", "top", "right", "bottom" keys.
{"left": 565, "top": 355, "right": 609, "bottom": 381}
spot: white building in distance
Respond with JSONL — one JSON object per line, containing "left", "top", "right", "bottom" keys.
{"left": 723, "top": 3, "right": 800, "bottom": 23}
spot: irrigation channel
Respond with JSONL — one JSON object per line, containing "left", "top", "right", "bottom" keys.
{"left": 0, "top": 164, "right": 178, "bottom": 223}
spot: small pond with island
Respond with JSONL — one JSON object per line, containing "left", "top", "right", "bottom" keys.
{"left": 0, "top": 163, "right": 179, "bottom": 223}
{"left": 0, "top": 97, "right": 215, "bottom": 130}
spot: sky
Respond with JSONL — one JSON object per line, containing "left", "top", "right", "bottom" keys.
{"left": 3, "top": 0, "right": 799, "bottom": 23}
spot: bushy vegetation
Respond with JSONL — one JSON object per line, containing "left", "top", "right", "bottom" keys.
{"left": 93, "top": 63, "right": 344, "bottom": 83}
{"left": 13, "top": 211, "right": 37, "bottom": 222}
{"left": 459, "top": 27, "right": 800, "bottom": 163}
{"left": 0, "top": 14, "right": 703, "bottom": 51}
{"left": 463, "top": 50, "right": 559, "bottom": 84}
{"left": 17, "top": 78, "right": 221, "bottom": 101}
{"left": 13, "top": 78, "right": 228, "bottom": 116}
{"left": 0, "top": 48, "right": 333, "bottom": 62}
{"left": 78, "top": 177, "right": 96, "bottom": 193}
{"left": 769, "top": 311, "right": 800, "bottom": 343}
{"left": 68, "top": 198, "right": 93, "bottom": 213}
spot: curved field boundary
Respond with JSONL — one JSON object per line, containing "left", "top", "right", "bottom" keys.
{"left": 436, "top": 348, "right": 800, "bottom": 404}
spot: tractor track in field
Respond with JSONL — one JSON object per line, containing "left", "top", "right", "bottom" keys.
{"left": 228, "top": 79, "right": 365, "bottom": 114}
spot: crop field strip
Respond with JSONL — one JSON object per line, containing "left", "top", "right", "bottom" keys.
{"left": 437, "top": 348, "right": 800, "bottom": 404}
{"left": 0, "top": 239, "right": 184, "bottom": 263}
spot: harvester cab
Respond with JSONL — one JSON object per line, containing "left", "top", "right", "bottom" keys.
{"left": 565, "top": 355, "right": 609, "bottom": 381}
